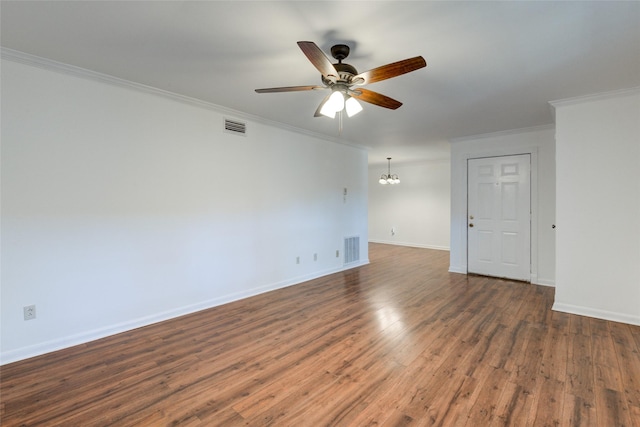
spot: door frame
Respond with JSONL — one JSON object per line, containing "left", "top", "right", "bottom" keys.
{"left": 467, "top": 154, "right": 532, "bottom": 281}
{"left": 449, "top": 144, "right": 540, "bottom": 284}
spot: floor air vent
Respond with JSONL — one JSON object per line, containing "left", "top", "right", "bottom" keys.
{"left": 344, "top": 236, "right": 360, "bottom": 264}
{"left": 224, "top": 118, "right": 246, "bottom": 135}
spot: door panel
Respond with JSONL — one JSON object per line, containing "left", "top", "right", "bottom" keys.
{"left": 468, "top": 154, "right": 530, "bottom": 281}
{"left": 501, "top": 182, "right": 518, "bottom": 219}
{"left": 478, "top": 231, "right": 493, "bottom": 261}
{"left": 501, "top": 232, "right": 518, "bottom": 264}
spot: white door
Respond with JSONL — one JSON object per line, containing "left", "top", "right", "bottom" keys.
{"left": 467, "top": 154, "right": 530, "bottom": 281}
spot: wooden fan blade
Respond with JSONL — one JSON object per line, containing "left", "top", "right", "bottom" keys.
{"left": 350, "top": 88, "right": 402, "bottom": 110}
{"left": 255, "top": 85, "right": 324, "bottom": 93}
{"left": 354, "top": 56, "right": 426, "bottom": 85}
{"left": 297, "top": 41, "right": 339, "bottom": 79}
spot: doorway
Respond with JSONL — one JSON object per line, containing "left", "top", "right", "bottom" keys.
{"left": 467, "top": 154, "right": 531, "bottom": 281}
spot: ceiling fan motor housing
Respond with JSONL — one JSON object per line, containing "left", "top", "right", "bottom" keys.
{"left": 330, "top": 44, "right": 350, "bottom": 61}
{"left": 325, "top": 44, "right": 359, "bottom": 84}
{"left": 334, "top": 62, "right": 358, "bottom": 76}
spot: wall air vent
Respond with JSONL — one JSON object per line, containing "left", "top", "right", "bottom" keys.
{"left": 344, "top": 236, "right": 360, "bottom": 265}
{"left": 224, "top": 118, "right": 247, "bottom": 136}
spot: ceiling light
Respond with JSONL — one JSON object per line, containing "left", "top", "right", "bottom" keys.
{"left": 319, "top": 90, "right": 363, "bottom": 119}
{"left": 345, "top": 96, "right": 363, "bottom": 117}
{"left": 379, "top": 157, "right": 400, "bottom": 185}
{"left": 320, "top": 91, "right": 345, "bottom": 118}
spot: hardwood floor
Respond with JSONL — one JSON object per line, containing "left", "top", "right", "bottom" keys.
{"left": 2, "top": 243, "right": 639, "bottom": 426}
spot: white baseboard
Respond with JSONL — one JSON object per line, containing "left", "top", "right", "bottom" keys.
{"left": 446, "top": 267, "right": 555, "bottom": 285}
{"left": 552, "top": 302, "right": 640, "bottom": 326}
{"left": 0, "top": 261, "right": 369, "bottom": 366}
{"left": 533, "top": 278, "right": 556, "bottom": 287}
{"left": 368, "top": 239, "right": 449, "bottom": 251}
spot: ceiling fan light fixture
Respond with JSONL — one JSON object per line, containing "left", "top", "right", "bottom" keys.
{"left": 320, "top": 91, "right": 345, "bottom": 117}
{"left": 255, "top": 41, "right": 426, "bottom": 120}
{"left": 319, "top": 103, "right": 336, "bottom": 118}
{"left": 329, "top": 90, "right": 345, "bottom": 110}
{"left": 345, "top": 96, "right": 363, "bottom": 117}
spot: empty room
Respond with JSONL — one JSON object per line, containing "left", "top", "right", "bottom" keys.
{"left": 1, "top": 1, "right": 639, "bottom": 426}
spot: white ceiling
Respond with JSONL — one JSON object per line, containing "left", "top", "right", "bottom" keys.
{"left": 2, "top": 1, "right": 639, "bottom": 164}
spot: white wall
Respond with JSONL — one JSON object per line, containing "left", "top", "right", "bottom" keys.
{"left": 449, "top": 126, "right": 556, "bottom": 286}
{"left": 552, "top": 88, "right": 640, "bottom": 326}
{"left": 1, "top": 53, "right": 369, "bottom": 364}
{"left": 368, "top": 159, "right": 450, "bottom": 250}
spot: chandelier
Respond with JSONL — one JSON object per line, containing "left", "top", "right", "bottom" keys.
{"left": 379, "top": 157, "right": 400, "bottom": 185}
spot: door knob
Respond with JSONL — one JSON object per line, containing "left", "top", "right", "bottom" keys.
{"left": 469, "top": 223, "right": 474, "bottom": 228}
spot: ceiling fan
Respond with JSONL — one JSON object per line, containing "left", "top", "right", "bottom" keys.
{"left": 255, "top": 41, "right": 426, "bottom": 119}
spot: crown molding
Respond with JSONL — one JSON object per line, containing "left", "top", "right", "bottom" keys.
{"left": 368, "top": 156, "right": 450, "bottom": 168}
{"left": 549, "top": 86, "right": 640, "bottom": 108}
{"left": 1, "top": 47, "right": 367, "bottom": 152}
{"left": 449, "top": 123, "right": 555, "bottom": 144}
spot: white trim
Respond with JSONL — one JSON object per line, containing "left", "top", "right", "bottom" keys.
{"left": 552, "top": 302, "right": 640, "bottom": 327}
{"left": 369, "top": 239, "right": 449, "bottom": 251}
{"left": 0, "top": 47, "right": 367, "bottom": 153}
{"left": 0, "top": 260, "right": 369, "bottom": 365}
{"left": 534, "top": 278, "right": 556, "bottom": 287}
{"left": 448, "top": 266, "right": 467, "bottom": 274}
{"left": 528, "top": 274, "right": 555, "bottom": 287}
{"left": 368, "top": 157, "right": 451, "bottom": 168}
{"left": 549, "top": 86, "right": 640, "bottom": 108}
{"left": 450, "top": 124, "right": 555, "bottom": 144}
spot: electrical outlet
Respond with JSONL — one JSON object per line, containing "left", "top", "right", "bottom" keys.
{"left": 336, "top": 250, "right": 340, "bottom": 258}
{"left": 314, "top": 253, "right": 318, "bottom": 261}
{"left": 296, "top": 256, "right": 300, "bottom": 264}
{"left": 24, "top": 305, "right": 36, "bottom": 320}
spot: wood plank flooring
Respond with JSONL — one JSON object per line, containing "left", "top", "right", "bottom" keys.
{"left": 2, "top": 243, "right": 639, "bottom": 426}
